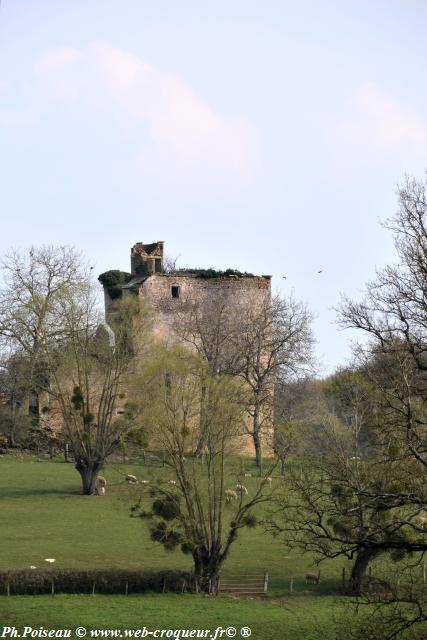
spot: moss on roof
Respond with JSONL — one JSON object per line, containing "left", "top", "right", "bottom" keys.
{"left": 170, "top": 268, "right": 255, "bottom": 278}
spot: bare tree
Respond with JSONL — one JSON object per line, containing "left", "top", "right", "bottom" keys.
{"left": 0, "top": 245, "right": 151, "bottom": 493}
{"left": 338, "top": 174, "right": 427, "bottom": 470}
{"left": 173, "top": 297, "right": 247, "bottom": 456}
{"left": 175, "top": 293, "right": 315, "bottom": 467}
{"left": 268, "top": 417, "right": 427, "bottom": 596}
{"left": 235, "top": 295, "right": 315, "bottom": 467}
{"left": 45, "top": 292, "right": 149, "bottom": 494}
{"left": 0, "top": 246, "right": 88, "bottom": 416}
{"left": 330, "top": 172, "right": 427, "bottom": 610}
{"left": 133, "top": 346, "right": 274, "bottom": 592}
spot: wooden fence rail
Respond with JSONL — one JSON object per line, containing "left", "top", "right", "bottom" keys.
{"left": 218, "top": 572, "right": 268, "bottom": 595}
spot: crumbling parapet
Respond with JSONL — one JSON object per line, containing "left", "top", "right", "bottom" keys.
{"left": 131, "top": 242, "right": 164, "bottom": 276}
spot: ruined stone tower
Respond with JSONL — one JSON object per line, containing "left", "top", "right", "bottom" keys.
{"left": 100, "top": 241, "right": 273, "bottom": 453}
{"left": 102, "top": 241, "right": 271, "bottom": 342}
{"left": 130, "top": 241, "right": 164, "bottom": 276}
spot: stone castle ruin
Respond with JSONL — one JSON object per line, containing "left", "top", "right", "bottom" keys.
{"left": 102, "top": 241, "right": 271, "bottom": 342}
{"left": 100, "top": 241, "right": 273, "bottom": 453}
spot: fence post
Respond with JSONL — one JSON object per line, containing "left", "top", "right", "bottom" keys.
{"left": 342, "top": 568, "right": 346, "bottom": 591}
{"left": 6, "top": 583, "right": 10, "bottom": 597}
{"left": 51, "top": 581, "right": 55, "bottom": 596}
{"left": 423, "top": 562, "right": 426, "bottom": 585}
{"left": 290, "top": 576, "right": 294, "bottom": 593}
{"left": 125, "top": 582, "right": 129, "bottom": 596}
{"left": 263, "top": 571, "right": 269, "bottom": 593}
{"left": 92, "top": 582, "right": 96, "bottom": 596}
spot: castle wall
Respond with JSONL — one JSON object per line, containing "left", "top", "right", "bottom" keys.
{"left": 102, "top": 243, "right": 274, "bottom": 457}
{"left": 128, "top": 273, "right": 273, "bottom": 455}
{"left": 136, "top": 274, "right": 271, "bottom": 343}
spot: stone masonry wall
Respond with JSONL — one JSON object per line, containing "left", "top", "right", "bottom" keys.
{"left": 130, "top": 273, "right": 273, "bottom": 455}
{"left": 136, "top": 274, "right": 271, "bottom": 343}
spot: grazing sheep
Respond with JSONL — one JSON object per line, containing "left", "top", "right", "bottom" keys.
{"left": 168, "top": 480, "right": 177, "bottom": 485}
{"left": 235, "top": 484, "right": 248, "bottom": 495}
{"left": 225, "top": 489, "right": 238, "bottom": 502}
{"left": 94, "top": 475, "right": 107, "bottom": 495}
{"left": 140, "top": 480, "right": 150, "bottom": 485}
{"left": 305, "top": 570, "right": 321, "bottom": 584}
{"left": 126, "top": 474, "right": 138, "bottom": 484}
{"left": 244, "top": 473, "right": 252, "bottom": 478}
{"left": 266, "top": 476, "right": 273, "bottom": 486}
{"left": 419, "top": 515, "right": 427, "bottom": 529}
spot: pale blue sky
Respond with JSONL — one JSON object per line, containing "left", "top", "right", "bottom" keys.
{"left": 1, "top": 1, "right": 426, "bottom": 373}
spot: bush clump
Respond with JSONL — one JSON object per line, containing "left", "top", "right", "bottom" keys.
{"left": 98, "top": 270, "right": 133, "bottom": 299}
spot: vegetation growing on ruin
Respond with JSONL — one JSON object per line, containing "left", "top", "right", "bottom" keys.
{"left": 98, "top": 270, "right": 132, "bottom": 299}
{"left": 170, "top": 268, "right": 255, "bottom": 278}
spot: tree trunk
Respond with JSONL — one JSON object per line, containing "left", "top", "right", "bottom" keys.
{"left": 253, "top": 405, "right": 262, "bottom": 468}
{"left": 194, "top": 385, "right": 208, "bottom": 457}
{"left": 75, "top": 459, "right": 103, "bottom": 495}
{"left": 193, "top": 549, "right": 223, "bottom": 594}
{"left": 347, "top": 547, "right": 380, "bottom": 596}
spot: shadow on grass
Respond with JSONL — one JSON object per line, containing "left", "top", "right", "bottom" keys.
{"left": 1, "top": 487, "right": 83, "bottom": 499}
{"left": 269, "top": 576, "right": 342, "bottom": 597}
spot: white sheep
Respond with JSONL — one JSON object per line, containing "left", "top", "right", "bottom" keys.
{"left": 94, "top": 475, "right": 107, "bottom": 495}
{"left": 225, "top": 489, "right": 238, "bottom": 502}
{"left": 168, "top": 480, "right": 177, "bottom": 485}
{"left": 418, "top": 515, "right": 427, "bottom": 529}
{"left": 235, "top": 484, "right": 248, "bottom": 495}
{"left": 266, "top": 476, "right": 273, "bottom": 486}
{"left": 126, "top": 474, "right": 138, "bottom": 484}
{"left": 244, "top": 473, "right": 252, "bottom": 478}
{"left": 140, "top": 480, "right": 150, "bottom": 485}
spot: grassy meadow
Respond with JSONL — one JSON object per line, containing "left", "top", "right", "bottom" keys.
{"left": 0, "top": 454, "right": 348, "bottom": 590}
{"left": 1, "top": 594, "right": 348, "bottom": 640}
{"left": 0, "top": 454, "right": 414, "bottom": 638}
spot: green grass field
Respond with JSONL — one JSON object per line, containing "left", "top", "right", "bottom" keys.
{"left": 0, "top": 454, "right": 413, "bottom": 638}
{"left": 0, "top": 455, "right": 351, "bottom": 591}
{"left": 0, "top": 594, "right": 348, "bottom": 640}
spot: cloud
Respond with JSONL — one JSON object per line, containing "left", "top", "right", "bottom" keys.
{"left": 34, "top": 47, "right": 84, "bottom": 101}
{"left": 335, "top": 82, "right": 427, "bottom": 168}
{"left": 32, "top": 42, "right": 256, "bottom": 188}
{"left": 34, "top": 47, "right": 83, "bottom": 75}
